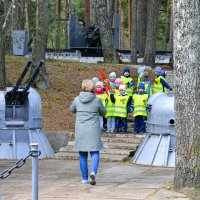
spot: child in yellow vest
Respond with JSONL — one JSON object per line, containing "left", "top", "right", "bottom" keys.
{"left": 94, "top": 81, "right": 108, "bottom": 129}
{"left": 106, "top": 83, "right": 116, "bottom": 133}
{"left": 109, "top": 72, "right": 117, "bottom": 83}
{"left": 153, "top": 66, "right": 172, "bottom": 93}
{"left": 139, "top": 71, "right": 152, "bottom": 99}
{"left": 110, "top": 85, "right": 131, "bottom": 133}
{"left": 133, "top": 83, "right": 148, "bottom": 134}
{"left": 120, "top": 67, "right": 134, "bottom": 97}
{"left": 137, "top": 66, "right": 146, "bottom": 86}
{"left": 114, "top": 78, "right": 123, "bottom": 95}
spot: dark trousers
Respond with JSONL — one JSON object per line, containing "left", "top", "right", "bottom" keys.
{"left": 116, "top": 117, "right": 127, "bottom": 133}
{"left": 134, "top": 116, "right": 147, "bottom": 133}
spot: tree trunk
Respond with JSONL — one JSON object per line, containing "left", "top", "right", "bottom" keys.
{"left": 65, "top": 0, "right": 70, "bottom": 48}
{"left": 93, "top": 0, "right": 97, "bottom": 24}
{"left": 84, "top": 0, "right": 91, "bottom": 27}
{"left": 174, "top": 0, "right": 200, "bottom": 189}
{"left": 137, "top": 0, "right": 147, "bottom": 57}
{"left": 24, "top": 0, "right": 29, "bottom": 39}
{"left": 12, "top": 0, "right": 25, "bottom": 30}
{"left": 0, "top": 1, "right": 6, "bottom": 89}
{"left": 130, "top": 0, "right": 137, "bottom": 64}
{"left": 115, "top": 0, "right": 119, "bottom": 13}
{"left": 163, "top": 0, "right": 170, "bottom": 51}
{"left": 55, "top": 0, "right": 61, "bottom": 51}
{"left": 4, "top": 0, "right": 12, "bottom": 54}
{"left": 119, "top": 0, "right": 124, "bottom": 49}
{"left": 128, "top": 0, "right": 132, "bottom": 49}
{"left": 20, "top": 0, "right": 25, "bottom": 29}
{"left": 31, "top": 0, "right": 50, "bottom": 90}
{"left": 96, "top": 0, "right": 119, "bottom": 63}
{"left": 107, "top": 0, "right": 115, "bottom": 27}
{"left": 143, "top": 0, "right": 161, "bottom": 67}
{"left": 169, "top": 0, "right": 173, "bottom": 52}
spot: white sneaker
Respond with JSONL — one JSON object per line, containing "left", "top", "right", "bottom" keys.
{"left": 81, "top": 179, "right": 88, "bottom": 184}
{"left": 89, "top": 172, "right": 96, "bottom": 185}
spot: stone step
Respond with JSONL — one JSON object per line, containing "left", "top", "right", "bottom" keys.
{"left": 101, "top": 136, "right": 143, "bottom": 144}
{"left": 60, "top": 145, "right": 135, "bottom": 156}
{"left": 53, "top": 152, "right": 130, "bottom": 162}
{"left": 56, "top": 133, "right": 144, "bottom": 162}
{"left": 101, "top": 133, "right": 145, "bottom": 139}
{"left": 66, "top": 141, "right": 139, "bottom": 150}
{"left": 127, "top": 117, "right": 134, "bottom": 122}
{"left": 128, "top": 122, "right": 134, "bottom": 128}
{"left": 103, "top": 142, "right": 138, "bottom": 150}
{"left": 65, "top": 134, "right": 144, "bottom": 145}
{"left": 101, "top": 148, "right": 135, "bottom": 156}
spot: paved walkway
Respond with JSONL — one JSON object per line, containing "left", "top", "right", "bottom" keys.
{"left": 0, "top": 159, "right": 189, "bottom": 200}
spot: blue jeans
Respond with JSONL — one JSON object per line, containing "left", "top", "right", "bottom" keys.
{"left": 107, "top": 116, "right": 116, "bottom": 132}
{"left": 116, "top": 117, "right": 127, "bottom": 133}
{"left": 134, "top": 116, "right": 147, "bottom": 133}
{"left": 79, "top": 151, "right": 100, "bottom": 180}
{"left": 99, "top": 116, "right": 103, "bottom": 129}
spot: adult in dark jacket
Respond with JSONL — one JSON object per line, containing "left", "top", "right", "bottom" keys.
{"left": 69, "top": 79, "right": 106, "bottom": 185}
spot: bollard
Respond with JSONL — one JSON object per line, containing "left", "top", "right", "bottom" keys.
{"left": 30, "top": 143, "right": 39, "bottom": 200}
{"left": 0, "top": 184, "right": 1, "bottom": 200}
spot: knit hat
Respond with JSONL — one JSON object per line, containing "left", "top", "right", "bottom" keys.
{"left": 119, "top": 84, "right": 126, "bottom": 92}
{"left": 92, "top": 77, "right": 99, "bottom": 84}
{"left": 123, "top": 67, "right": 130, "bottom": 73}
{"left": 96, "top": 81, "right": 103, "bottom": 88}
{"left": 110, "top": 83, "right": 116, "bottom": 89}
{"left": 154, "top": 66, "right": 163, "bottom": 74}
{"left": 143, "top": 71, "right": 149, "bottom": 77}
{"left": 138, "top": 82, "right": 145, "bottom": 89}
{"left": 115, "top": 78, "right": 123, "bottom": 85}
{"left": 82, "top": 79, "right": 95, "bottom": 92}
{"left": 137, "top": 66, "right": 145, "bottom": 74}
{"left": 109, "top": 72, "right": 117, "bottom": 78}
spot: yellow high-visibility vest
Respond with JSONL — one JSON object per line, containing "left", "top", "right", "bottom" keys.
{"left": 114, "top": 95, "right": 129, "bottom": 118}
{"left": 144, "top": 83, "right": 153, "bottom": 97}
{"left": 96, "top": 93, "right": 107, "bottom": 107}
{"left": 153, "top": 76, "right": 168, "bottom": 93}
{"left": 120, "top": 76, "right": 133, "bottom": 96}
{"left": 133, "top": 94, "right": 148, "bottom": 117}
{"left": 137, "top": 73, "right": 143, "bottom": 86}
{"left": 106, "top": 95, "right": 115, "bottom": 118}
{"left": 115, "top": 89, "right": 119, "bottom": 95}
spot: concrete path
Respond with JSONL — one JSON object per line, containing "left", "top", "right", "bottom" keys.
{"left": 0, "top": 159, "right": 189, "bottom": 200}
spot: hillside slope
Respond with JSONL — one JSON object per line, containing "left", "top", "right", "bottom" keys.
{"left": 5, "top": 56, "right": 165, "bottom": 131}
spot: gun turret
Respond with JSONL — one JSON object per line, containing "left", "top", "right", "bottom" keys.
{"left": 5, "top": 60, "right": 32, "bottom": 105}
{"left": 5, "top": 60, "right": 44, "bottom": 105}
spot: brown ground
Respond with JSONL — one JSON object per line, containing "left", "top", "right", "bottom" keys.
{"left": 5, "top": 55, "right": 170, "bottom": 131}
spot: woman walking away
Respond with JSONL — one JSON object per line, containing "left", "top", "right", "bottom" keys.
{"left": 69, "top": 79, "right": 106, "bottom": 186}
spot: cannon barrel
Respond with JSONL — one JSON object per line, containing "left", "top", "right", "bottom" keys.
{"left": 5, "top": 60, "right": 44, "bottom": 105}
{"left": 5, "top": 60, "right": 32, "bottom": 105}
{"left": 16, "top": 60, "right": 44, "bottom": 105}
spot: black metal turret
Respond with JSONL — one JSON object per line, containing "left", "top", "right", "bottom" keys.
{"left": 5, "top": 60, "right": 44, "bottom": 105}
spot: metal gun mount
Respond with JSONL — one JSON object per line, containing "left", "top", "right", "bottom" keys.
{"left": 0, "top": 60, "right": 53, "bottom": 159}
{"left": 5, "top": 60, "right": 44, "bottom": 105}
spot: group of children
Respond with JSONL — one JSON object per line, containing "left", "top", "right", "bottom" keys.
{"left": 91, "top": 66, "right": 172, "bottom": 134}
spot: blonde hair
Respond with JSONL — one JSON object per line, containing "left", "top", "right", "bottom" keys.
{"left": 81, "top": 79, "right": 95, "bottom": 92}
